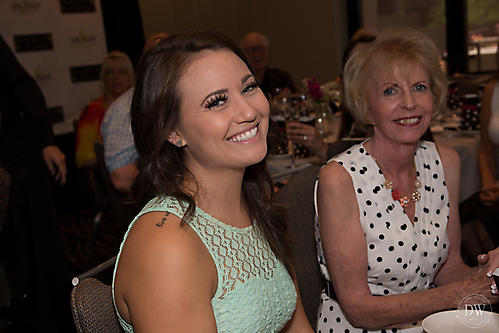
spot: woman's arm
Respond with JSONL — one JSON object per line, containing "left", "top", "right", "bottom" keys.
{"left": 114, "top": 211, "right": 218, "bottom": 332}
{"left": 432, "top": 144, "right": 469, "bottom": 284}
{"left": 280, "top": 279, "right": 315, "bottom": 333}
{"left": 478, "top": 81, "right": 499, "bottom": 204}
{"left": 287, "top": 123, "right": 329, "bottom": 164}
{"left": 317, "top": 161, "right": 495, "bottom": 330}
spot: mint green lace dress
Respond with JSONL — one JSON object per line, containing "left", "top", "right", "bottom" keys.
{"left": 112, "top": 196, "right": 297, "bottom": 332}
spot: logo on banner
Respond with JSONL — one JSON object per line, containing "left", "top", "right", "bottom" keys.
{"left": 33, "top": 67, "right": 51, "bottom": 83}
{"left": 10, "top": 0, "right": 41, "bottom": 14}
{"left": 60, "top": 0, "right": 96, "bottom": 13}
{"left": 69, "top": 64, "right": 101, "bottom": 83}
{"left": 69, "top": 29, "right": 97, "bottom": 47}
{"left": 14, "top": 34, "right": 53, "bottom": 52}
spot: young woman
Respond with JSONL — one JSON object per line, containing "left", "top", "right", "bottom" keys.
{"left": 112, "top": 31, "right": 313, "bottom": 332}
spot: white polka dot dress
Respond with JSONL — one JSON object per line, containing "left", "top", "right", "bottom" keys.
{"left": 314, "top": 140, "right": 450, "bottom": 333}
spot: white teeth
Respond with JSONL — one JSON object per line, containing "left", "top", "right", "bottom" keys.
{"left": 396, "top": 117, "right": 420, "bottom": 124}
{"left": 229, "top": 126, "right": 258, "bottom": 142}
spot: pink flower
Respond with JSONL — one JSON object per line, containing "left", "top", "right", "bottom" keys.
{"left": 307, "top": 78, "right": 323, "bottom": 101}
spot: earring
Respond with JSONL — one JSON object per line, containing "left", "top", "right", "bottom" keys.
{"left": 175, "top": 139, "right": 183, "bottom": 147}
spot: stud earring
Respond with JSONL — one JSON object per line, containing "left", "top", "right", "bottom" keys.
{"left": 175, "top": 139, "right": 183, "bottom": 147}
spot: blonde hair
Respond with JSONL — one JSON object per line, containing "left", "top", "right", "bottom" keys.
{"left": 99, "top": 50, "right": 134, "bottom": 92}
{"left": 343, "top": 28, "right": 447, "bottom": 132}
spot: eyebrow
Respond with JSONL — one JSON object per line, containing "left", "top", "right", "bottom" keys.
{"left": 199, "top": 74, "right": 255, "bottom": 106}
{"left": 241, "top": 74, "right": 253, "bottom": 84}
{"left": 411, "top": 80, "right": 428, "bottom": 86}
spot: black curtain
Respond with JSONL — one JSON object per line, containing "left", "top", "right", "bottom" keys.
{"left": 346, "top": 0, "right": 361, "bottom": 40}
{"left": 445, "top": 0, "right": 468, "bottom": 74}
{"left": 100, "top": 0, "right": 145, "bottom": 69}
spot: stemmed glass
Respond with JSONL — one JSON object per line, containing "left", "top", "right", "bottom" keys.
{"left": 276, "top": 97, "right": 299, "bottom": 169}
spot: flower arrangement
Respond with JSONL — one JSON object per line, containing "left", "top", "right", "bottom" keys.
{"left": 302, "top": 77, "right": 341, "bottom": 109}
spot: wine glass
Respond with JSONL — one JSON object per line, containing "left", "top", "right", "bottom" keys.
{"left": 283, "top": 102, "right": 300, "bottom": 169}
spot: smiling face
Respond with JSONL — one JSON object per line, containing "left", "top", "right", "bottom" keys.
{"left": 368, "top": 63, "right": 434, "bottom": 145}
{"left": 103, "top": 58, "right": 132, "bottom": 98}
{"left": 172, "top": 49, "right": 270, "bottom": 173}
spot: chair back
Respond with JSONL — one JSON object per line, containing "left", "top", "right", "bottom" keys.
{"left": 94, "top": 142, "right": 139, "bottom": 235}
{"left": 70, "top": 277, "right": 124, "bottom": 333}
{"left": 274, "top": 164, "right": 324, "bottom": 327}
{"left": 326, "top": 138, "right": 364, "bottom": 160}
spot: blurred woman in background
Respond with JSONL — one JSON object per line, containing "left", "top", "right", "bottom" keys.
{"left": 75, "top": 50, "right": 134, "bottom": 172}
{"left": 460, "top": 46, "right": 499, "bottom": 263}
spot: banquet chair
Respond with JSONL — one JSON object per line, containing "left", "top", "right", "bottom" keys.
{"left": 94, "top": 142, "right": 139, "bottom": 237}
{"left": 326, "top": 138, "right": 363, "bottom": 160}
{"left": 274, "top": 164, "right": 324, "bottom": 327}
{"left": 70, "top": 256, "right": 123, "bottom": 333}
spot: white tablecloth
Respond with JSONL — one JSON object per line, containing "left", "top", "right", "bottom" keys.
{"left": 433, "top": 132, "right": 481, "bottom": 202}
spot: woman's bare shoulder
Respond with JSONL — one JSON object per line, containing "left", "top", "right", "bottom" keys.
{"left": 318, "top": 160, "right": 352, "bottom": 188}
{"left": 434, "top": 143, "right": 461, "bottom": 194}
{"left": 435, "top": 143, "right": 460, "bottom": 167}
{"left": 114, "top": 211, "right": 218, "bottom": 329}
{"left": 121, "top": 211, "right": 207, "bottom": 267}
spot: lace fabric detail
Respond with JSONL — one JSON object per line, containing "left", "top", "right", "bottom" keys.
{"left": 193, "top": 209, "right": 278, "bottom": 299}
{"left": 114, "top": 196, "right": 297, "bottom": 333}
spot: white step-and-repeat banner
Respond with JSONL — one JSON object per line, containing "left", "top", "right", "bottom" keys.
{"left": 0, "top": 0, "right": 108, "bottom": 135}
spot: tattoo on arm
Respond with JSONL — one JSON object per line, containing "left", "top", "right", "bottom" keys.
{"left": 156, "top": 211, "right": 170, "bottom": 227}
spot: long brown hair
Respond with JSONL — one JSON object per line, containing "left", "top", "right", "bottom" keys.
{"left": 130, "top": 30, "right": 293, "bottom": 272}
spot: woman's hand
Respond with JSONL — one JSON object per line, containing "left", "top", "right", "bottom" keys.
{"left": 479, "top": 185, "right": 499, "bottom": 206}
{"left": 477, "top": 247, "right": 499, "bottom": 294}
{"left": 287, "top": 123, "right": 328, "bottom": 163}
{"left": 457, "top": 264, "right": 499, "bottom": 302}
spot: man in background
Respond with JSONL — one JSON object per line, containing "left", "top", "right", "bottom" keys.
{"left": 240, "top": 32, "right": 297, "bottom": 98}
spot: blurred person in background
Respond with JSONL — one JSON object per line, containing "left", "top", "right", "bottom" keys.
{"left": 460, "top": 46, "right": 499, "bottom": 264}
{"left": 240, "top": 32, "right": 296, "bottom": 98}
{"left": 75, "top": 50, "right": 134, "bottom": 176}
{"left": 0, "top": 32, "right": 70, "bottom": 332}
{"left": 101, "top": 33, "right": 168, "bottom": 196}
{"left": 287, "top": 33, "right": 376, "bottom": 164}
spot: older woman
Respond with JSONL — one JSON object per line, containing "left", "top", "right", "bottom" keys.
{"left": 75, "top": 50, "right": 134, "bottom": 170}
{"left": 314, "top": 28, "right": 498, "bottom": 332}
{"left": 112, "top": 31, "right": 313, "bottom": 332}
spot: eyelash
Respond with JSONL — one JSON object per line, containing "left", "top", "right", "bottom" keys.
{"left": 203, "top": 81, "right": 259, "bottom": 109}
{"left": 243, "top": 81, "right": 259, "bottom": 94}
{"left": 384, "top": 87, "right": 396, "bottom": 95}
{"left": 204, "top": 94, "right": 228, "bottom": 109}
{"left": 414, "top": 84, "right": 427, "bottom": 91}
{"left": 383, "top": 83, "right": 427, "bottom": 95}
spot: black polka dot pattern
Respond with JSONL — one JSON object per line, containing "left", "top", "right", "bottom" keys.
{"left": 314, "top": 141, "right": 449, "bottom": 332}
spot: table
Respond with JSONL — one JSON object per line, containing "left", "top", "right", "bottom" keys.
{"left": 267, "top": 155, "right": 320, "bottom": 184}
{"left": 269, "top": 132, "right": 481, "bottom": 202}
{"left": 433, "top": 132, "right": 481, "bottom": 202}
